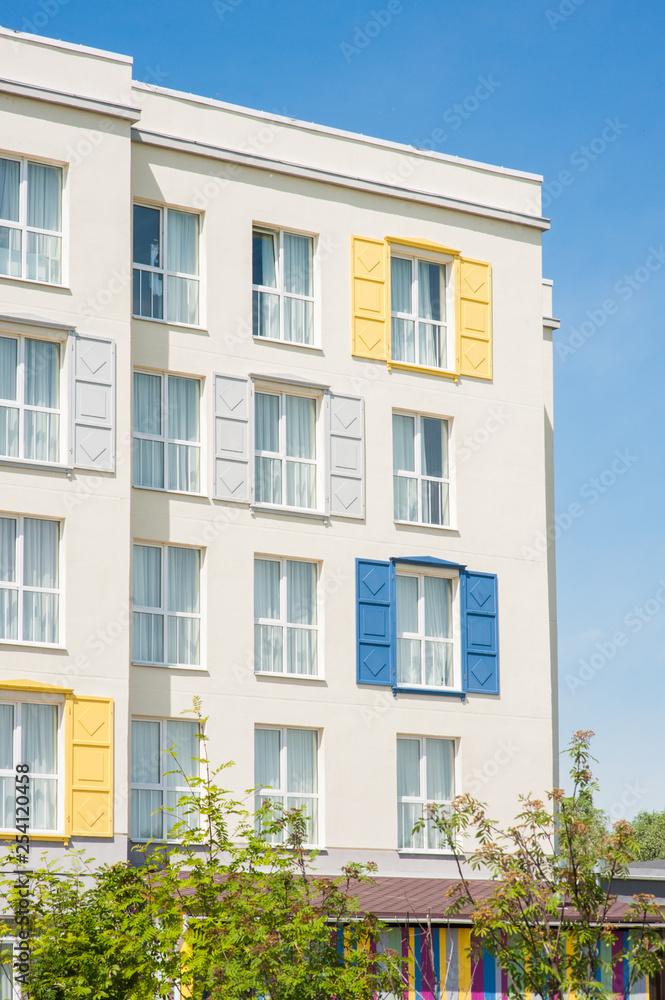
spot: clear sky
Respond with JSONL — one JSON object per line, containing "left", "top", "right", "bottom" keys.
{"left": 1, "top": 0, "right": 663, "bottom": 820}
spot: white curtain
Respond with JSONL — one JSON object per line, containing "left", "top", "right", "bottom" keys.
{"left": 284, "top": 298, "right": 312, "bottom": 345}
{"left": 287, "top": 728, "right": 317, "bottom": 842}
{"left": 397, "top": 738, "right": 421, "bottom": 849}
{"left": 23, "top": 518, "right": 58, "bottom": 644}
{"left": 0, "top": 226, "right": 21, "bottom": 278}
{"left": 392, "top": 318, "right": 415, "bottom": 364}
{"left": 24, "top": 339, "right": 59, "bottom": 462}
{"left": 131, "top": 787, "right": 162, "bottom": 840}
{"left": 167, "top": 275, "right": 199, "bottom": 326}
{"left": 0, "top": 518, "right": 16, "bottom": 641}
{"left": 133, "top": 545, "right": 163, "bottom": 663}
{"left": 131, "top": 720, "right": 160, "bottom": 784}
{"left": 167, "top": 376, "right": 199, "bottom": 492}
{"left": 286, "top": 560, "right": 316, "bottom": 675}
{"left": 255, "top": 393, "right": 281, "bottom": 504}
{"left": 0, "top": 704, "right": 13, "bottom": 832}
{"left": 285, "top": 395, "right": 315, "bottom": 508}
{"left": 26, "top": 232, "right": 62, "bottom": 283}
{"left": 255, "top": 728, "right": 281, "bottom": 790}
{"left": 423, "top": 577, "right": 452, "bottom": 687}
{"left": 391, "top": 257, "right": 412, "bottom": 313}
{"left": 418, "top": 261, "right": 443, "bottom": 321}
{"left": 27, "top": 163, "right": 61, "bottom": 231}
{"left": 133, "top": 373, "right": 164, "bottom": 490}
{"left": 165, "top": 720, "right": 198, "bottom": 785}
{"left": 254, "top": 559, "right": 282, "bottom": 672}
{"left": 0, "top": 158, "right": 19, "bottom": 222}
{"left": 0, "top": 336, "right": 18, "bottom": 457}
{"left": 392, "top": 414, "right": 417, "bottom": 522}
{"left": 426, "top": 738, "right": 454, "bottom": 801}
{"left": 22, "top": 703, "right": 57, "bottom": 830}
{"left": 283, "top": 234, "right": 313, "bottom": 344}
{"left": 167, "top": 547, "right": 199, "bottom": 666}
{"left": 396, "top": 575, "right": 420, "bottom": 684}
{"left": 167, "top": 210, "right": 198, "bottom": 276}
{"left": 418, "top": 323, "right": 442, "bottom": 369}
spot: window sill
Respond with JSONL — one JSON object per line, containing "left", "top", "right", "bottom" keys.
{"left": 132, "top": 485, "right": 208, "bottom": 499}
{"left": 398, "top": 849, "right": 459, "bottom": 858}
{"left": 255, "top": 671, "right": 326, "bottom": 682}
{"left": 394, "top": 519, "right": 459, "bottom": 532}
{"left": 132, "top": 314, "right": 206, "bottom": 332}
{"left": 0, "top": 831, "right": 68, "bottom": 842}
{"left": 253, "top": 336, "right": 323, "bottom": 352}
{"left": 0, "top": 639, "right": 65, "bottom": 651}
{"left": 387, "top": 360, "right": 459, "bottom": 381}
{"left": 132, "top": 661, "right": 209, "bottom": 672}
{"left": 0, "top": 275, "right": 70, "bottom": 291}
{"left": 0, "top": 458, "right": 72, "bottom": 475}
{"left": 250, "top": 504, "right": 329, "bottom": 521}
{"left": 395, "top": 685, "right": 465, "bottom": 699}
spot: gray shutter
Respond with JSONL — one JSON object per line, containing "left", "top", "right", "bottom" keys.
{"left": 71, "top": 335, "right": 115, "bottom": 471}
{"left": 214, "top": 374, "right": 251, "bottom": 502}
{"left": 328, "top": 393, "right": 364, "bottom": 518}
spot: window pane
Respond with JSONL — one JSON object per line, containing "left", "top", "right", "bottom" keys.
{"left": 252, "top": 231, "right": 277, "bottom": 288}
{"left": 0, "top": 338, "right": 17, "bottom": 401}
{"left": 133, "top": 545, "right": 161, "bottom": 608}
{"left": 22, "top": 592, "right": 58, "bottom": 644}
{"left": 131, "top": 720, "right": 160, "bottom": 784}
{"left": 135, "top": 269, "right": 163, "bottom": 319}
{"left": 0, "top": 226, "right": 21, "bottom": 277}
{"left": 397, "top": 739, "right": 420, "bottom": 797}
{"left": 418, "top": 323, "right": 442, "bottom": 369}
{"left": 253, "top": 290, "right": 279, "bottom": 339}
{"left": 131, "top": 788, "right": 163, "bottom": 840}
{"left": 418, "top": 261, "right": 443, "bottom": 322}
{"left": 0, "top": 704, "right": 13, "bottom": 769}
{"left": 0, "top": 589, "right": 18, "bottom": 641}
{"left": 396, "top": 576, "right": 418, "bottom": 633}
{"left": 27, "top": 163, "right": 61, "bottom": 231}
{"left": 287, "top": 729, "right": 317, "bottom": 794}
{"left": 393, "top": 475, "right": 417, "bottom": 522}
{"left": 167, "top": 615, "right": 200, "bottom": 665}
{"left": 286, "top": 561, "right": 316, "bottom": 625}
{"left": 255, "top": 559, "right": 280, "bottom": 620}
{"left": 255, "top": 624, "right": 283, "bottom": 673}
{"left": 167, "top": 547, "right": 199, "bottom": 613}
{"left": 255, "top": 456, "right": 281, "bottom": 504}
{"left": 0, "top": 518, "right": 16, "bottom": 582}
{"left": 391, "top": 318, "right": 415, "bottom": 363}
{"left": 424, "top": 576, "right": 451, "bottom": 638}
{"left": 134, "top": 373, "right": 162, "bottom": 435}
{"left": 421, "top": 418, "right": 444, "bottom": 479}
{"left": 166, "top": 275, "right": 199, "bottom": 325}
{"left": 134, "top": 438, "right": 165, "bottom": 489}
{"left": 424, "top": 641, "right": 453, "bottom": 687}
{"left": 255, "top": 728, "right": 281, "bottom": 789}
{"left": 167, "top": 444, "right": 199, "bottom": 492}
{"left": 30, "top": 777, "right": 57, "bottom": 831}
{"left": 284, "top": 297, "right": 313, "bottom": 344}
{"left": 167, "top": 210, "right": 198, "bottom": 276}
{"left": 22, "top": 703, "right": 57, "bottom": 773}
{"left": 398, "top": 801, "right": 422, "bottom": 850}
{"left": 285, "top": 396, "right": 315, "bottom": 459}
{"left": 397, "top": 638, "right": 420, "bottom": 684}
{"left": 168, "top": 376, "right": 199, "bottom": 442}
{"left": 23, "top": 518, "right": 58, "bottom": 587}
{"left": 26, "top": 233, "right": 61, "bottom": 283}
{"left": 421, "top": 480, "right": 449, "bottom": 526}
{"left": 286, "top": 628, "right": 316, "bottom": 675}
{"left": 426, "top": 738, "right": 454, "bottom": 801}
{"left": 133, "top": 205, "right": 161, "bottom": 267}
{"left": 283, "top": 233, "right": 312, "bottom": 296}
{"left": 0, "top": 406, "right": 18, "bottom": 458}
{"left": 392, "top": 414, "right": 415, "bottom": 472}
{"left": 0, "top": 776, "right": 14, "bottom": 829}
{"left": 165, "top": 720, "right": 199, "bottom": 785}
{"left": 255, "top": 393, "right": 279, "bottom": 453}
{"left": 391, "top": 257, "right": 412, "bottom": 313}
{"left": 24, "top": 410, "right": 59, "bottom": 462}
{"left": 133, "top": 612, "right": 164, "bottom": 663}
{"left": 0, "top": 158, "right": 20, "bottom": 222}
{"left": 286, "top": 461, "right": 315, "bottom": 508}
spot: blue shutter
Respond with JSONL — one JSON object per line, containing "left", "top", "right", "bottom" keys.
{"left": 356, "top": 559, "right": 393, "bottom": 686}
{"left": 462, "top": 571, "right": 499, "bottom": 695}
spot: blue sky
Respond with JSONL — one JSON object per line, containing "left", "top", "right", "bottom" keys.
{"left": 2, "top": 0, "right": 663, "bottom": 819}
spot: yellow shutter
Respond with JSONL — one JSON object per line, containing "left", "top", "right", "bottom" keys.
{"left": 68, "top": 695, "right": 113, "bottom": 837}
{"left": 351, "top": 236, "right": 388, "bottom": 360}
{"left": 457, "top": 256, "right": 492, "bottom": 379}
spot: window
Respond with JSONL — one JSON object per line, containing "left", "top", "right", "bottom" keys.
{"left": 396, "top": 572, "right": 455, "bottom": 688}
{"left": 130, "top": 718, "right": 199, "bottom": 841}
{"left": 133, "top": 205, "right": 200, "bottom": 325}
{"left": 255, "top": 391, "right": 317, "bottom": 510}
{"left": 0, "top": 156, "right": 63, "bottom": 284}
{"left": 255, "top": 727, "right": 319, "bottom": 845}
{"left": 397, "top": 736, "right": 455, "bottom": 850}
{"left": 133, "top": 372, "right": 201, "bottom": 492}
{"left": 0, "top": 700, "right": 60, "bottom": 833}
{"left": 391, "top": 255, "right": 450, "bottom": 370}
{"left": 393, "top": 413, "right": 450, "bottom": 526}
{"left": 0, "top": 942, "right": 13, "bottom": 999}
{"left": 253, "top": 228, "right": 314, "bottom": 344}
{"left": 132, "top": 544, "right": 201, "bottom": 666}
{"left": 254, "top": 558, "right": 318, "bottom": 676}
{"left": 0, "top": 336, "right": 61, "bottom": 464}
{"left": 0, "top": 516, "right": 59, "bottom": 645}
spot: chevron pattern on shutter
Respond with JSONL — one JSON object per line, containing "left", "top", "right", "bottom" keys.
{"left": 356, "top": 559, "right": 392, "bottom": 686}
{"left": 72, "top": 336, "right": 115, "bottom": 471}
{"left": 328, "top": 394, "right": 365, "bottom": 518}
{"left": 462, "top": 571, "right": 499, "bottom": 695}
{"left": 69, "top": 695, "right": 113, "bottom": 837}
{"left": 351, "top": 236, "right": 389, "bottom": 360}
{"left": 213, "top": 374, "right": 251, "bottom": 502}
{"left": 457, "top": 257, "right": 492, "bottom": 380}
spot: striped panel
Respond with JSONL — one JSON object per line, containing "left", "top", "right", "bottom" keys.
{"left": 458, "top": 929, "right": 472, "bottom": 1000}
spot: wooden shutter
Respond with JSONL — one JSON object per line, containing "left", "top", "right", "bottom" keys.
{"left": 328, "top": 393, "right": 364, "bottom": 519}
{"left": 213, "top": 374, "right": 251, "bottom": 502}
{"left": 351, "top": 236, "right": 389, "bottom": 360}
{"left": 356, "top": 559, "right": 392, "bottom": 686}
{"left": 68, "top": 695, "right": 113, "bottom": 837}
{"left": 462, "top": 571, "right": 499, "bottom": 695}
{"left": 71, "top": 335, "right": 115, "bottom": 470}
{"left": 457, "top": 257, "right": 492, "bottom": 379}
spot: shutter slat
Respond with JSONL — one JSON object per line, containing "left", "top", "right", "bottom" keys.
{"left": 457, "top": 257, "right": 492, "bottom": 379}
{"left": 69, "top": 695, "right": 113, "bottom": 837}
{"left": 462, "top": 571, "right": 499, "bottom": 694}
{"left": 356, "top": 558, "right": 392, "bottom": 686}
{"left": 328, "top": 393, "right": 365, "bottom": 518}
{"left": 72, "top": 336, "right": 115, "bottom": 471}
{"left": 351, "top": 236, "right": 389, "bottom": 360}
{"left": 214, "top": 374, "right": 251, "bottom": 502}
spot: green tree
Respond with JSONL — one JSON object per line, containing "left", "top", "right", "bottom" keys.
{"left": 631, "top": 810, "right": 665, "bottom": 863}
{"left": 420, "top": 730, "right": 665, "bottom": 1000}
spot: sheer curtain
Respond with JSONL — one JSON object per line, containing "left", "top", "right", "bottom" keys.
{"left": 254, "top": 559, "right": 282, "bottom": 673}
{"left": 132, "top": 544, "right": 163, "bottom": 663}
{"left": 254, "top": 728, "right": 282, "bottom": 841}
{"left": 0, "top": 337, "right": 18, "bottom": 458}
{"left": 421, "top": 418, "right": 448, "bottom": 525}
{"left": 133, "top": 372, "right": 164, "bottom": 489}
{"left": 287, "top": 728, "right": 317, "bottom": 843}
{"left": 417, "top": 261, "right": 444, "bottom": 368}
{"left": 392, "top": 414, "right": 416, "bottom": 522}
{"left": 283, "top": 233, "right": 313, "bottom": 344}
{"left": 0, "top": 518, "right": 16, "bottom": 641}
{"left": 0, "top": 703, "right": 14, "bottom": 830}
{"left": 167, "top": 546, "right": 200, "bottom": 665}
{"left": 396, "top": 575, "right": 419, "bottom": 685}
{"left": 425, "top": 738, "right": 454, "bottom": 848}
{"left": 391, "top": 257, "right": 414, "bottom": 363}
{"left": 255, "top": 393, "right": 281, "bottom": 504}
{"left": 286, "top": 560, "right": 316, "bottom": 675}
{"left": 167, "top": 376, "right": 199, "bottom": 492}
{"left": 130, "top": 720, "right": 161, "bottom": 840}
{"left": 22, "top": 518, "right": 58, "bottom": 644}
{"left": 0, "top": 158, "right": 20, "bottom": 279}
{"left": 24, "top": 339, "right": 59, "bottom": 462}
{"left": 27, "top": 163, "right": 62, "bottom": 284}
{"left": 22, "top": 703, "right": 57, "bottom": 830}
{"left": 423, "top": 576, "right": 452, "bottom": 687}
{"left": 397, "top": 738, "right": 421, "bottom": 849}
{"left": 252, "top": 231, "right": 279, "bottom": 339}
{"left": 167, "top": 210, "right": 199, "bottom": 325}
{"left": 285, "top": 395, "right": 315, "bottom": 508}
{"left": 165, "top": 719, "right": 199, "bottom": 835}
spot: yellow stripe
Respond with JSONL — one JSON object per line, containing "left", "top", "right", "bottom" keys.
{"left": 439, "top": 927, "right": 446, "bottom": 1000}
{"left": 458, "top": 928, "right": 471, "bottom": 1000}
{"left": 408, "top": 926, "right": 416, "bottom": 1000}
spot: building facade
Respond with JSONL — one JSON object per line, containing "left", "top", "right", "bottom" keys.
{"left": 0, "top": 23, "right": 558, "bottom": 899}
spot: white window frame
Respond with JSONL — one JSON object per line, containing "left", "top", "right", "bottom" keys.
{"left": 0, "top": 695, "right": 65, "bottom": 836}
{"left": 254, "top": 725, "right": 321, "bottom": 848}
{"left": 0, "top": 939, "right": 18, "bottom": 999}
{"left": 131, "top": 542, "right": 203, "bottom": 669}
{"left": 396, "top": 735, "right": 457, "bottom": 853}
{"left": 252, "top": 226, "right": 317, "bottom": 346}
{"left": 132, "top": 203, "right": 202, "bottom": 328}
{"left": 0, "top": 154, "right": 65, "bottom": 287}
{"left": 253, "top": 387, "right": 323, "bottom": 514}
{"left": 133, "top": 370, "right": 203, "bottom": 495}
{"left": 390, "top": 248, "right": 455, "bottom": 372}
{"left": 392, "top": 410, "right": 452, "bottom": 528}
{"left": 0, "top": 333, "right": 65, "bottom": 467}
{"left": 254, "top": 556, "right": 321, "bottom": 678}
{"left": 395, "top": 567, "right": 460, "bottom": 691}
{"left": 130, "top": 716, "right": 200, "bottom": 843}
{"left": 0, "top": 514, "right": 61, "bottom": 648}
